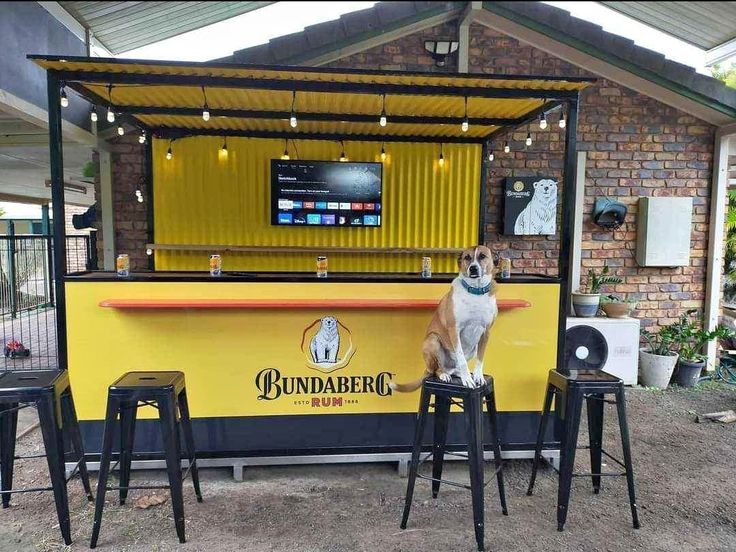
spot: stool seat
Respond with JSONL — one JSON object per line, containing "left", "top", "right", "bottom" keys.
{"left": 110, "top": 371, "right": 185, "bottom": 395}
{"left": 401, "top": 375, "right": 507, "bottom": 552}
{"left": 527, "top": 369, "right": 640, "bottom": 532}
{"left": 0, "top": 369, "right": 92, "bottom": 545}
{"left": 90, "top": 371, "right": 202, "bottom": 548}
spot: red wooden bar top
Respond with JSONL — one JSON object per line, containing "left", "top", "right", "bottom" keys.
{"left": 98, "top": 298, "right": 532, "bottom": 310}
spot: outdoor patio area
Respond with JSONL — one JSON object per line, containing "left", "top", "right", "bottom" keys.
{"left": 2, "top": 383, "right": 735, "bottom": 551}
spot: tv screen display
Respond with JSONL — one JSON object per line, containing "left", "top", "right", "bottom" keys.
{"left": 271, "top": 160, "right": 382, "bottom": 227}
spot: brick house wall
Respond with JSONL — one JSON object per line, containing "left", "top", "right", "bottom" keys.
{"left": 106, "top": 22, "right": 716, "bottom": 329}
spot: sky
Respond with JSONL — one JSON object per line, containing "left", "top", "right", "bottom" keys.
{"left": 123, "top": 1, "right": 713, "bottom": 74}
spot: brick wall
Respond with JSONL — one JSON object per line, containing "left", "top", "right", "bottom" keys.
{"left": 107, "top": 21, "right": 717, "bottom": 328}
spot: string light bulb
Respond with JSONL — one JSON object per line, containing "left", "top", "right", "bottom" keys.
{"left": 379, "top": 94, "right": 387, "bottom": 127}
{"left": 117, "top": 124, "right": 124, "bottom": 136}
{"left": 138, "top": 130, "right": 146, "bottom": 144}
{"left": 461, "top": 96, "right": 469, "bottom": 132}
{"left": 339, "top": 141, "right": 347, "bottom": 162}
{"left": 526, "top": 132, "right": 532, "bottom": 146}
{"left": 166, "top": 141, "right": 173, "bottom": 160}
{"left": 201, "top": 86, "right": 210, "bottom": 121}
{"left": 438, "top": 143, "right": 445, "bottom": 167}
{"left": 559, "top": 112, "right": 566, "bottom": 129}
{"left": 504, "top": 141, "right": 510, "bottom": 154}
{"left": 539, "top": 112, "right": 548, "bottom": 130}
{"left": 488, "top": 150, "right": 494, "bottom": 162}
{"left": 220, "top": 137, "right": 228, "bottom": 157}
{"left": 60, "top": 86, "right": 69, "bottom": 108}
{"left": 380, "top": 142, "right": 387, "bottom": 162}
{"left": 90, "top": 108, "right": 98, "bottom": 123}
{"left": 107, "top": 106, "right": 115, "bottom": 123}
{"left": 281, "top": 139, "right": 290, "bottom": 160}
{"left": 289, "top": 91, "right": 298, "bottom": 128}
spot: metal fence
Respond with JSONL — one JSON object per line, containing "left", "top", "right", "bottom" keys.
{"left": 0, "top": 232, "right": 96, "bottom": 370}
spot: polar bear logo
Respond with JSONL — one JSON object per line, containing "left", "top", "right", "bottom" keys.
{"left": 310, "top": 316, "right": 340, "bottom": 363}
{"left": 514, "top": 179, "right": 557, "bottom": 235}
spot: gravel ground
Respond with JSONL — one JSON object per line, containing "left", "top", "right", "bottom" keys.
{"left": 1, "top": 382, "right": 736, "bottom": 552}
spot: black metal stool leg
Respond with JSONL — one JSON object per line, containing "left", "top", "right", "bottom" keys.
{"left": 464, "top": 393, "right": 485, "bottom": 552}
{"left": 527, "top": 384, "right": 555, "bottom": 496}
{"left": 38, "top": 393, "right": 71, "bottom": 546}
{"left": 118, "top": 401, "right": 137, "bottom": 505}
{"left": 178, "top": 388, "right": 203, "bottom": 502}
{"left": 586, "top": 393, "right": 604, "bottom": 494}
{"left": 90, "top": 396, "right": 120, "bottom": 549}
{"left": 615, "top": 387, "right": 640, "bottom": 529}
{"left": 431, "top": 394, "right": 450, "bottom": 499}
{"left": 557, "top": 388, "right": 584, "bottom": 532}
{"left": 60, "top": 390, "right": 93, "bottom": 501}
{"left": 159, "top": 393, "right": 186, "bottom": 543}
{"left": 0, "top": 403, "right": 18, "bottom": 508}
{"left": 400, "top": 387, "right": 430, "bottom": 530}
{"left": 484, "top": 390, "right": 508, "bottom": 515}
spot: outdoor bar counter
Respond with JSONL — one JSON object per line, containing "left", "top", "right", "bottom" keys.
{"left": 65, "top": 271, "right": 560, "bottom": 462}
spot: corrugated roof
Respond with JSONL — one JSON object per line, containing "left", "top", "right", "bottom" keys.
{"left": 600, "top": 2, "right": 736, "bottom": 51}
{"left": 30, "top": 56, "right": 592, "bottom": 141}
{"left": 58, "top": 1, "right": 273, "bottom": 55}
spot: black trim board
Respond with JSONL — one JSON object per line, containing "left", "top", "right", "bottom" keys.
{"left": 77, "top": 411, "right": 562, "bottom": 459}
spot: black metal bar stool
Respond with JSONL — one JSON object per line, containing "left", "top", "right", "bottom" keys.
{"left": 90, "top": 371, "right": 202, "bottom": 548}
{"left": 0, "top": 370, "right": 93, "bottom": 545}
{"left": 400, "top": 376, "right": 507, "bottom": 552}
{"left": 527, "top": 369, "right": 640, "bottom": 532}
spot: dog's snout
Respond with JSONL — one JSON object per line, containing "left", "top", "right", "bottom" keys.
{"left": 468, "top": 264, "right": 480, "bottom": 277}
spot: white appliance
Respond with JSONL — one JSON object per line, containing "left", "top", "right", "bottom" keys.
{"left": 566, "top": 317, "right": 640, "bottom": 385}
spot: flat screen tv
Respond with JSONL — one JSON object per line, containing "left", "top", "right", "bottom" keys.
{"left": 271, "top": 160, "right": 382, "bottom": 227}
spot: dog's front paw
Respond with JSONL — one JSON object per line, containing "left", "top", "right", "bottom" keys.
{"left": 438, "top": 372, "right": 452, "bottom": 383}
{"left": 472, "top": 367, "right": 485, "bottom": 386}
{"left": 459, "top": 373, "right": 475, "bottom": 388}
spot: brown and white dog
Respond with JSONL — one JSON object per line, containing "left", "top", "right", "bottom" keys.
{"left": 391, "top": 245, "right": 498, "bottom": 392}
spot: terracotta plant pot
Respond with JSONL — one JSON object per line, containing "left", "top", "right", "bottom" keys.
{"left": 601, "top": 302, "right": 634, "bottom": 319}
{"left": 675, "top": 358, "right": 705, "bottom": 388}
{"left": 639, "top": 348, "right": 678, "bottom": 389}
{"left": 571, "top": 292, "right": 600, "bottom": 317}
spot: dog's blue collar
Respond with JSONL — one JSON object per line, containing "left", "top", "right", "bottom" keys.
{"left": 461, "top": 279, "right": 492, "bottom": 295}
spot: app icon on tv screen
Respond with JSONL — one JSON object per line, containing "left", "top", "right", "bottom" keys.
{"left": 278, "top": 199, "right": 293, "bottom": 210}
{"left": 364, "top": 203, "right": 375, "bottom": 211}
{"left": 339, "top": 202, "right": 351, "bottom": 210}
{"left": 307, "top": 214, "right": 322, "bottom": 225}
{"left": 316, "top": 201, "right": 328, "bottom": 210}
{"left": 351, "top": 216, "right": 363, "bottom": 225}
{"left": 351, "top": 203, "right": 363, "bottom": 210}
{"left": 292, "top": 200, "right": 303, "bottom": 209}
{"left": 363, "top": 215, "right": 379, "bottom": 226}
{"left": 304, "top": 201, "right": 315, "bottom": 209}
{"left": 321, "top": 214, "right": 336, "bottom": 225}
{"left": 278, "top": 213, "right": 293, "bottom": 224}
{"left": 327, "top": 202, "right": 339, "bottom": 210}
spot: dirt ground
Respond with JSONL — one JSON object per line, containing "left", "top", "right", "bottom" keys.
{"left": 2, "top": 383, "right": 736, "bottom": 552}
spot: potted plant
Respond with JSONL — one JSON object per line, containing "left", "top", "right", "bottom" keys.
{"left": 571, "top": 266, "right": 622, "bottom": 317}
{"left": 639, "top": 323, "right": 679, "bottom": 389}
{"left": 669, "top": 310, "right": 734, "bottom": 388}
{"left": 600, "top": 294, "right": 638, "bottom": 319}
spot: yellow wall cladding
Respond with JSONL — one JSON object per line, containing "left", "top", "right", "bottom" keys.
{"left": 153, "top": 137, "right": 480, "bottom": 273}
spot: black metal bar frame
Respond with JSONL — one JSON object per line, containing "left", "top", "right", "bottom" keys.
{"left": 144, "top": 138, "right": 154, "bottom": 271}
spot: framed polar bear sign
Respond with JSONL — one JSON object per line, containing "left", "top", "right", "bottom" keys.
{"left": 502, "top": 177, "right": 558, "bottom": 236}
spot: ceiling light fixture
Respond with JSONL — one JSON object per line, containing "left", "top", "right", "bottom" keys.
{"left": 339, "top": 141, "right": 347, "bottom": 162}
{"left": 201, "top": 86, "right": 210, "bottom": 121}
{"left": 60, "top": 86, "right": 69, "bottom": 108}
{"left": 290, "top": 91, "right": 298, "bottom": 128}
{"left": 461, "top": 96, "right": 469, "bottom": 132}
{"left": 281, "top": 139, "right": 290, "bottom": 160}
{"left": 379, "top": 94, "right": 387, "bottom": 127}
{"left": 526, "top": 132, "right": 532, "bottom": 146}
{"left": 539, "top": 112, "right": 548, "bottom": 130}
{"left": 438, "top": 143, "right": 445, "bottom": 167}
{"left": 166, "top": 140, "right": 173, "bottom": 160}
{"left": 504, "top": 141, "right": 510, "bottom": 154}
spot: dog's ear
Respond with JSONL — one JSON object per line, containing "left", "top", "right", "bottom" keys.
{"left": 457, "top": 252, "right": 463, "bottom": 268}
{"left": 533, "top": 181, "right": 539, "bottom": 188}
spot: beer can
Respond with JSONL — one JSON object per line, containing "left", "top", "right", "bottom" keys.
{"left": 500, "top": 257, "right": 511, "bottom": 279}
{"left": 116, "top": 254, "right": 130, "bottom": 277}
{"left": 317, "top": 256, "right": 328, "bottom": 278}
{"left": 421, "top": 256, "right": 432, "bottom": 279}
{"left": 209, "top": 254, "right": 222, "bottom": 277}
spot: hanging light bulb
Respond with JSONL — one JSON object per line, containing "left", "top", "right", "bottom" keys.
{"left": 379, "top": 94, "right": 387, "bottom": 127}
{"left": 221, "top": 137, "right": 228, "bottom": 153}
{"left": 281, "top": 139, "right": 290, "bottom": 160}
{"left": 526, "top": 132, "right": 532, "bottom": 146}
{"left": 107, "top": 106, "right": 115, "bottom": 123}
{"left": 146, "top": 248, "right": 153, "bottom": 256}
{"left": 117, "top": 124, "right": 124, "bottom": 136}
{"left": 559, "top": 112, "right": 566, "bottom": 129}
{"left": 438, "top": 143, "right": 445, "bottom": 167}
{"left": 539, "top": 112, "right": 548, "bottom": 130}
{"left": 488, "top": 150, "right": 494, "bottom": 162}
{"left": 166, "top": 141, "right": 173, "bottom": 160}
{"left": 339, "top": 141, "right": 347, "bottom": 162}
{"left": 461, "top": 96, "right": 469, "bottom": 132}
{"left": 504, "top": 141, "right": 510, "bottom": 154}
{"left": 290, "top": 91, "right": 298, "bottom": 128}
{"left": 138, "top": 130, "right": 146, "bottom": 144}
{"left": 60, "top": 86, "right": 69, "bottom": 108}
{"left": 90, "top": 108, "right": 98, "bottom": 123}
{"left": 201, "top": 86, "right": 210, "bottom": 121}
{"left": 380, "top": 142, "right": 387, "bottom": 162}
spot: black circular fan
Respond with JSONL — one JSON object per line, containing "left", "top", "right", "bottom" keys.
{"left": 564, "top": 325, "right": 608, "bottom": 370}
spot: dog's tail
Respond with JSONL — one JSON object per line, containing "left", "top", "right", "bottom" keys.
{"left": 389, "top": 377, "right": 425, "bottom": 393}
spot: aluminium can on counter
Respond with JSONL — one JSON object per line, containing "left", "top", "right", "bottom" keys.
{"left": 210, "top": 254, "right": 222, "bottom": 277}
{"left": 317, "top": 256, "right": 328, "bottom": 278}
{"left": 116, "top": 254, "right": 130, "bottom": 277}
{"left": 421, "top": 257, "right": 432, "bottom": 278}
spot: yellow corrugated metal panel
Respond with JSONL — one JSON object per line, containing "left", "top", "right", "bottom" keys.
{"left": 153, "top": 137, "right": 480, "bottom": 273}
{"left": 36, "top": 58, "right": 590, "bottom": 92}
